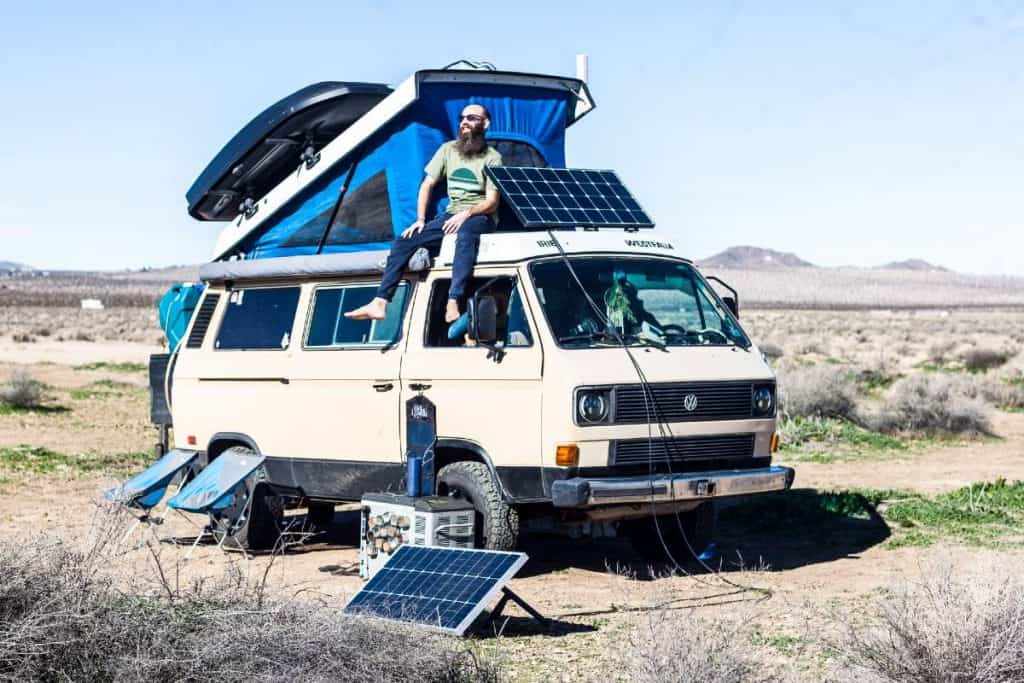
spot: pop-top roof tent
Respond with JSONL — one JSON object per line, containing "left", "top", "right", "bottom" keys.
{"left": 191, "top": 66, "right": 598, "bottom": 262}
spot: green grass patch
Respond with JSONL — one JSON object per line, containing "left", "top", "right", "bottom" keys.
{"left": 69, "top": 379, "right": 137, "bottom": 401}
{"left": 722, "top": 481, "right": 1024, "bottom": 549}
{"left": 0, "top": 445, "right": 149, "bottom": 476}
{"left": 778, "top": 416, "right": 910, "bottom": 463}
{"left": 74, "top": 361, "right": 146, "bottom": 374}
{"left": 750, "top": 630, "right": 802, "bottom": 656}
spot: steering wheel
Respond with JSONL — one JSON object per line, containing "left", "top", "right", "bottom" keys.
{"left": 659, "top": 324, "right": 688, "bottom": 337}
{"left": 695, "top": 328, "right": 730, "bottom": 344}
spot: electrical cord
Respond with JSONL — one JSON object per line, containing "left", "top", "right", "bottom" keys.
{"left": 546, "top": 230, "right": 770, "bottom": 595}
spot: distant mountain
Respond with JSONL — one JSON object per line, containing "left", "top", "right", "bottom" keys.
{"left": 877, "top": 259, "right": 952, "bottom": 273}
{"left": 698, "top": 246, "right": 815, "bottom": 269}
{"left": 0, "top": 260, "right": 31, "bottom": 272}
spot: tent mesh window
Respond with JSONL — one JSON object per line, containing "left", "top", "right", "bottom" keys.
{"left": 325, "top": 170, "right": 394, "bottom": 245}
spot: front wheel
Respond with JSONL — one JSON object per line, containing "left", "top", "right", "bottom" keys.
{"left": 621, "top": 502, "right": 717, "bottom": 564}
{"left": 436, "top": 461, "right": 519, "bottom": 551}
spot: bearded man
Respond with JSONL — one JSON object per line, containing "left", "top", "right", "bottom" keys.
{"left": 345, "top": 103, "right": 503, "bottom": 323}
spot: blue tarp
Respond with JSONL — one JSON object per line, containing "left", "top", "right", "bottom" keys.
{"left": 158, "top": 282, "right": 205, "bottom": 351}
{"left": 234, "top": 82, "right": 572, "bottom": 260}
{"left": 106, "top": 448, "right": 199, "bottom": 510}
{"left": 168, "top": 451, "right": 265, "bottom": 513}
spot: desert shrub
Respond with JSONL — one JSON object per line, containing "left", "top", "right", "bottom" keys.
{"left": 0, "top": 535, "right": 498, "bottom": 682}
{"left": 834, "top": 567, "right": 1024, "bottom": 682}
{"left": 73, "top": 330, "right": 94, "bottom": 342}
{"left": 927, "top": 339, "right": 956, "bottom": 365}
{"left": 627, "top": 608, "right": 758, "bottom": 683}
{"left": 0, "top": 368, "right": 43, "bottom": 409}
{"left": 759, "top": 341, "right": 784, "bottom": 361}
{"left": 870, "top": 374, "right": 992, "bottom": 435}
{"left": 11, "top": 333, "right": 36, "bottom": 343}
{"left": 30, "top": 327, "right": 52, "bottom": 337}
{"left": 777, "top": 365, "right": 860, "bottom": 421}
{"left": 962, "top": 347, "right": 1015, "bottom": 372}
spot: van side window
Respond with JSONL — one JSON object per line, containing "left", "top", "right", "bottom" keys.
{"left": 306, "top": 283, "right": 409, "bottom": 348}
{"left": 215, "top": 286, "right": 301, "bottom": 350}
{"left": 425, "top": 278, "right": 533, "bottom": 348}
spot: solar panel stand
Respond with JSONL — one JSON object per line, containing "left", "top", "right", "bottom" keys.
{"left": 482, "top": 587, "right": 550, "bottom": 632}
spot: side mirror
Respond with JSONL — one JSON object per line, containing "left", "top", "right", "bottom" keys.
{"left": 722, "top": 295, "right": 739, "bottom": 318}
{"left": 468, "top": 295, "right": 498, "bottom": 343}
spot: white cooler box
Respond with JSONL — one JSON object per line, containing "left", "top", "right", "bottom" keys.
{"left": 359, "top": 493, "right": 476, "bottom": 579}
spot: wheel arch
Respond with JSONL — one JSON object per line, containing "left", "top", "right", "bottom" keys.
{"left": 433, "top": 438, "right": 511, "bottom": 502}
{"left": 206, "top": 432, "right": 260, "bottom": 464}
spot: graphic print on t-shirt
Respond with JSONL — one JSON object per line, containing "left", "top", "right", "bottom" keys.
{"left": 448, "top": 167, "right": 482, "bottom": 194}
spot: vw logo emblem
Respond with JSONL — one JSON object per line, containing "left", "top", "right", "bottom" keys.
{"left": 683, "top": 394, "right": 699, "bottom": 412}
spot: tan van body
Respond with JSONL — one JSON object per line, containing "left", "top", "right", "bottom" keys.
{"left": 171, "top": 230, "right": 792, "bottom": 543}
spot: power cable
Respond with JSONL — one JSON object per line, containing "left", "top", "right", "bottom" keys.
{"left": 546, "top": 230, "right": 770, "bottom": 596}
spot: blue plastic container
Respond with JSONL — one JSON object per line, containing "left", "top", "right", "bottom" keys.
{"left": 406, "top": 456, "right": 421, "bottom": 497}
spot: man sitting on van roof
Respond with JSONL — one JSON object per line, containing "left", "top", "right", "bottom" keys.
{"left": 345, "top": 103, "right": 503, "bottom": 323}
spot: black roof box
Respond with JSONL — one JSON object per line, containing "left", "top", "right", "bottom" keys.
{"left": 186, "top": 81, "right": 393, "bottom": 221}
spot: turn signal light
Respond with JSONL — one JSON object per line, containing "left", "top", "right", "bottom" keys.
{"left": 770, "top": 432, "right": 779, "bottom": 453}
{"left": 555, "top": 444, "right": 579, "bottom": 467}
{"left": 187, "top": 435, "right": 197, "bottom": 446}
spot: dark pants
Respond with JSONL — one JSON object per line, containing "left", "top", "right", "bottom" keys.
{"left": 376, "top": 214, "right": 494, "bottom": 302}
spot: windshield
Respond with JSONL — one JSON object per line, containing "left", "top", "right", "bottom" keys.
{"left": 529, "top": 257, "right": 749, "bottom": 349}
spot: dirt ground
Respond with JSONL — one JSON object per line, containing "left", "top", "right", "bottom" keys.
{"left": 1, "top": 311, "right": 1023, "bottom": 681}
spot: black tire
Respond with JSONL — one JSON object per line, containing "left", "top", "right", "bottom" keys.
{"left": 621, "top": 502, "right": 717, "bottom": 564}
{"left": 437, "top": 461, "right": 519, "bottom": 551}
{"left": 210, "top": 446, "right": 283, "bottom": 552}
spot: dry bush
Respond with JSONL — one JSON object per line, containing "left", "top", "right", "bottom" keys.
{"left": 777, "top": 365, "right": 860, "bottom": 421}
{"left": 759, "top": 341, "right": 785, "bottom": 360}
{"left": 626, "top": 605, "right": 759, "bottom": 683}
{"left": 0, "top": 368, "right": 43, "bottom": 409}
{"left": 870, "top": 374, "right": 992, "bottom": 435}
{"left": 962, "top": 347, "right": 1015, "bottom": 372}
{"left": 833, "top": 567, "right": 1024, "bottom": 682}
{"left": 0, "top": 533, "right": 497, "bottom": 682}
{"left": 927, "top": 339, "right": 956, "bottom": 365}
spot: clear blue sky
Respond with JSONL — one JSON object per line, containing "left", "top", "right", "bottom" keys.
{"left": 1, "top": 1, "right": 1021, "bottom": 274}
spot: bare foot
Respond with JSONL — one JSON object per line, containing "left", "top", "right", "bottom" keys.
{"left": 344, "top": 297, "right": 388, "bottom": 320}
{"left": 445, "top": 299, "right": 461, "bottom": 323}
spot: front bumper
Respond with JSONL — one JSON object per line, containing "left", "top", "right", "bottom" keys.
{"left": 550, "top": 465, "right": 795, "bottom": 508}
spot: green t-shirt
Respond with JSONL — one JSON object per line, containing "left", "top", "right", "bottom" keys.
{"left": 424, "top": 141, "right": 503, "bottom": 221}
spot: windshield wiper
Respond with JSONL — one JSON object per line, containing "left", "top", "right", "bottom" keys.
{"left": 557, "top": 331, "right": 619, "bottom": 345}
{"left": 625, "top": 333, "right": 668, "bottom": 351}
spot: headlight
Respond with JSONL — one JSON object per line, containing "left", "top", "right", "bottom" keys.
{"left": 577, "top": 390, "right": 610, "bottom": 424}
{"left": 753, "top": 386, "right": 774, "bottom": 416}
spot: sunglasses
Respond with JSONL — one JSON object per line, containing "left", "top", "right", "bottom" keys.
{"left": 459, "top": 114, "right": 485, "bottom": 123}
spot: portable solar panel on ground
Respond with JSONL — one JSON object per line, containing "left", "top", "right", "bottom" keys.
{"left": 486, "top": 167, "right": 654, "bottom": 229}
{"left": 344, "top": 545, "right": 527, "bottom": 635}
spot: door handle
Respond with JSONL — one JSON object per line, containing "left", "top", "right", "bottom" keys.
{"left": 409, "top": 383, "right": 431, "bottom": 392}
{"left": 373, "top": 382, "right": 394, "bottom": 392}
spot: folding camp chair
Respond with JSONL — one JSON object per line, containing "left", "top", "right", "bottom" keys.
{"left": 104, "top": 448, "right": 200, "bottom": 546}
{"left": 167, "top": 450, "right": 270, "bottom": 558}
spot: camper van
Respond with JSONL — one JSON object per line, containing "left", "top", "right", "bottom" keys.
{"left": 155, "top": 65, "right": 794, "bottom": 556}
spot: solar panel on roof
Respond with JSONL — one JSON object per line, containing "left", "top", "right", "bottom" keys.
{"left": 486, "top": 167, "right": 654, "bottom": 229}
{"left": 344, "top": 545, "right": 527, "bottom": 636}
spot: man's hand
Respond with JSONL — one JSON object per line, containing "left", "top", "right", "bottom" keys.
{"left": 401, "top": 219, "right": 425, "bottom": 239}
{"left": 442, "top": 210, "right": 471, "bottom": 234}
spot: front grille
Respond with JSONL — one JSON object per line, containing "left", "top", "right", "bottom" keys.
{"left": 613, "top": 381, "right": 764, "bottom": 424}
{"left": 611, "top": 433, "right": 756, "bottom": 466}
{"left": 185, "top": 293, "right": 220, "bottom": 349}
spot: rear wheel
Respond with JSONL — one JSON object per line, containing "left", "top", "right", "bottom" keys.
{"left": 436, "top": 461, "right": 519, "bottom": 551}
{"left": 210, "top": 446, "right": 283, "bottom": 552}
{"left": 621, "top": 502, "right": 717, "bottom": 564}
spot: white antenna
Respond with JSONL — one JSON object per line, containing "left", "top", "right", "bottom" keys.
{"left": 576, "top": 54, "right": 589, "bottom": 83}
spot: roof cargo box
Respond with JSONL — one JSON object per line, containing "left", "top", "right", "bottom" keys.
{"left": 187, "top": 82, "right": 393, "bottom": 222}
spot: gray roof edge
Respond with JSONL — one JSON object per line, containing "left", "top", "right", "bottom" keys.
{"left": 199, "top": 251, "right": 390, "bottom": 283}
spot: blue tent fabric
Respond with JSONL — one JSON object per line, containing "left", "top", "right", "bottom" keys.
{"left": 234, "top": 82, "right": 572, "bottom": 260}
{"left": 158, "top": 283, "right": 205, "bottom": 351}
{"left": 106, "top": 449, "right": 199, "bottom": 510}
{"left": 168, "top": 451, "right": 266, "bottom": 513}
